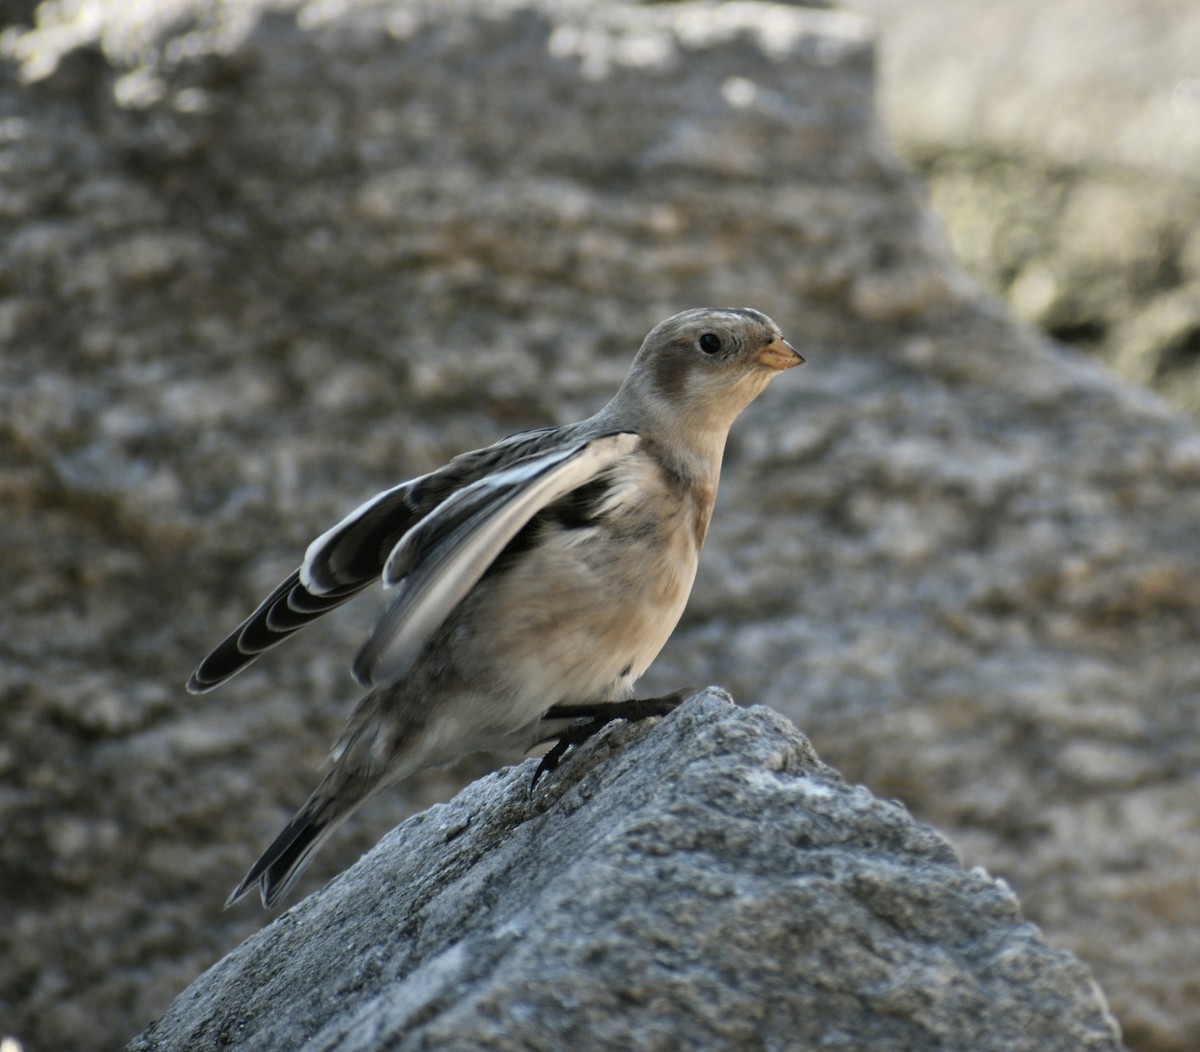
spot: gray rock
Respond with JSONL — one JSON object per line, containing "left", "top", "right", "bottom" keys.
{"left": 1, "top": 2, "right": 1198, "bottom": 1050}
{"left": 128, "top": 691, "right": 1123, "bottom": 1052}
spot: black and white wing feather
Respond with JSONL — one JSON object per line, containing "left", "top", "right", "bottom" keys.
{"left": 354, "top": 432, "right": 638, "bottom": 686}
{"left": 186, "top": 430, "right": 638, "bottom": 694}
{"left": 186, "top": 479, "right": 427, "bottom": 694}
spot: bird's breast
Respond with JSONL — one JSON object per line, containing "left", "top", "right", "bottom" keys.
{"left": 463, "top": 451, "right": 710, "bottom": 707}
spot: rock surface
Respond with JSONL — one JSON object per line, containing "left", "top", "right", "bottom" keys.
{"left": 128, "top": 692, "right": 1123, "bottom": 1052}
{"left": 1, "top": 2, "right": 1198, "bottom": 1051}
{"left": 845, "top": 0, "right": 1200, "bottom": 408}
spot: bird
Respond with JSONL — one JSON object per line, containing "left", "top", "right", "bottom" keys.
{"left": 188, "top": 307, "right": 804, "bottom": 907}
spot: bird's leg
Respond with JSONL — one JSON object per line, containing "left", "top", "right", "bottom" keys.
{"left": 541, "top": 688, "right": 696, "bottom": 724}
{"left": 530, "top": 688, "right": 696, "bottom": 790}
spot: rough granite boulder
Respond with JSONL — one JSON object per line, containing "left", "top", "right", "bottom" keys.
{"left": 1, "top": 2, "right": 1199, "bottom": 1051}
{"left": 128, "top": 692, "right": 1124, "bottom": 1052}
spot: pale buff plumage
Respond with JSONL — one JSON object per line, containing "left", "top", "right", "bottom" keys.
{"left": 188, "top": 307, "right": 803, "bottom": 907}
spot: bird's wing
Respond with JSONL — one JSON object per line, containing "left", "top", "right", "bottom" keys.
{"left": 185, "top": 479, "right": 427, "bottom": 694}
{"left": 186, "top": 426, "right": 560, "bottom": 695}
{"left": 352, "top": 431, "right": 641, "bottom": 688}
{"left": 185, "top": 427, "right": 633, "bottom": 695}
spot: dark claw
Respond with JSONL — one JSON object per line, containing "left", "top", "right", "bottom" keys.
{"left": 530, "top": 743, "right": 566, "bottom": 792}
{"left": 529, "top": 688, "right": 696, "bottom": 793}
{"left": 530, "top": 716, "right": 608, "bottom": 792}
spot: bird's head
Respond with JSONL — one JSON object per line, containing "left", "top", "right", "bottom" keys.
{"left": 608, "top": 307, "right": 803, "bottom": 465}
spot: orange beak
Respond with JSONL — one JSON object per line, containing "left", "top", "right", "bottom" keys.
{"left": 756, "top": 337, "right": 805, "bottom": 371}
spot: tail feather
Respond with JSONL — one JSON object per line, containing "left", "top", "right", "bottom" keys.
{"left": 227, "top": 699, "right": 416, "bottom": 908}
{"left": 226, "top": 797, "right": 345, "bottom": 909}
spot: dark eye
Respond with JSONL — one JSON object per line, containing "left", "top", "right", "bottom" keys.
{"left": 698, "top": 333, "right": 722, "bottom": 355}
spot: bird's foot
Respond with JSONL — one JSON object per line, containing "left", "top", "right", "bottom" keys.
{"left": 530, "top": 687, "right": 696, "bottom": 791}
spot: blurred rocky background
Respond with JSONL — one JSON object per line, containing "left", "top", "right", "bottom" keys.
{"left": 0, "top": 1, "right": 1197, "bottom": 1050}
{"left": 845, "top": 0, "right": 1200, "bottom": 409}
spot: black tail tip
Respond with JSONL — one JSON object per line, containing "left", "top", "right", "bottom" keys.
{"left": 225, "top": 805, "right": 333, "bottom": 910}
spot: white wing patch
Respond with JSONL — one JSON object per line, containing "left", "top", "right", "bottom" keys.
{"left": 300, "top": 475, "right": 427, "bottom": 595}
{"left": 352, "top": 432, "right": 641, "bottom": 688}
